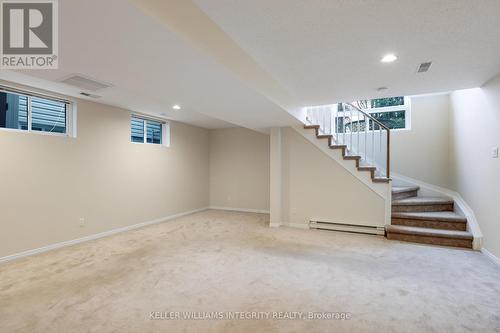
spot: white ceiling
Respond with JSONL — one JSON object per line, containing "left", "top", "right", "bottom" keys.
{"left": 194, "top": 0, "right": 500, "bottom": 105}
{"left": 2, "top": 0, "right": 298, "bottom": 131}
{"left": 3, "top": 0, "right": 500, "bottom": 130}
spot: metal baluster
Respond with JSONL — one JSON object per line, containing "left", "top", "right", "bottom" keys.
{"left": 379, "top": 126, "right": 382, "bottom": 171}
{"left": 324, "top": 107, "right": 328, "bottom": 134}
{"left": 364, "top": 115, "right": 367, "bottom": 162}
{"left": 372, "top": 120, "right": 375, "bottom": 164}
{"left": 350, "top": 107, "right": 353, "bottom": 154}
{"left": 328, "top": 106, "right": 332, "bottom": 135}
{"left": 320, "top": 108, "right": 324, "bottom": 133}
{"left": 342, "top": 107, "right": 346, "bottom": 145}
{"left": 357, "top": 111, "right": 360, "bottom": 156}
{"left": 323, "top": 106, "right": 331, "bottom": 134}
{"left": 325, "top": 107, "right": 328, "bottom": 134}
{"left": 335, "top": 106, "right": 339, "bottom": 144}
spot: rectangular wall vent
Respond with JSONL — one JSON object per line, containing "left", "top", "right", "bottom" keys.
{"left": 60, "top": 74, "right": 111, "bottom": 91}
{"left": 417, "top": 62, "right": 432, "bottom": 73}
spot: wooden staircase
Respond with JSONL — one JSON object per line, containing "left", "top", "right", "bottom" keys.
{"left": 386, "top": 186, "right": 473, "bottom": 248}
{"left": 304, "top": 124, "right": 390, "bottom": 183}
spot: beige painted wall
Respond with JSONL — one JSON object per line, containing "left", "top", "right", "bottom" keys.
{"left": 449, "top": 74, "right": 500, "bottom": 257}
{"left": 0, "top": 99, "right": 209, "bottom": 258}
{"left": 209, "top": 127, "right": 270, "bottom": 211}
{"left": 391, "top": 94, "right": 451, "bottom": 187}
{"left": 281, "top": 128, "right": 385, "bottom": 226}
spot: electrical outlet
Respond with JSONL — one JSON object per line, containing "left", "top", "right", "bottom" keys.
{"left": 79, "top": 217, "right": 85, "bottom": 227}
{"left": 492, "top": 147, "right": 499, "bottom": 159}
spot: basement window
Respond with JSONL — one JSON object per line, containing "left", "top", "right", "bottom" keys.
{"left": 131, "top": 115, "right": 169, "bottom": 146}
{"left": 0, "top": 87, "right": 73, "bottom": 135}
{"left": 338, "top": 96, "right": 411, "bottom": 130}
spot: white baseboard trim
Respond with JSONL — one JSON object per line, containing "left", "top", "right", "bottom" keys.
{"left": 0, "top": 207, "right": 209, "bottom": 265}
{"left": 209, "top": 206, "right": 270, "bottom": 214}
{"left": 482, "top": 248, "right": 500, "bottom": 267}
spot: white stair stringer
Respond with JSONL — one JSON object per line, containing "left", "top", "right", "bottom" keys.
{"left": 293, "top": 125, "right": 392, "bottom": 226}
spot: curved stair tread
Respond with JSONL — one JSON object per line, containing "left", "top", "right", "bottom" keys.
{"left": 386, "top": 225, "right": 473, "bottom": 239}
{"left": 392, "top": 211, "right": 467, "bottom": 222}
{"left": 392, "top": 186, "right": 420, "bottom": 194}
{"left": 392, "top": 196, "right": 453, "bottom": 206}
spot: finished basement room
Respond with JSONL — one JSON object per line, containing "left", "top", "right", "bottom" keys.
{"left": 1, "top": 1, "right": 499, "bottom": 332}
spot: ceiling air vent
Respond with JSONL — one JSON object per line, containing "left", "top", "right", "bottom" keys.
{"left": 60, "top": 74, "right": 111, "bottom": 91}
{"left": 417, "top": 62, "right": 432, "bottom": 73}
{"left": 79, "top": 92, "right": 101, "bottom": 98}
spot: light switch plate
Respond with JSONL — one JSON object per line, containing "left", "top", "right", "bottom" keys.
{"left": 492, "top": 147, "right": 499, "bottom": 158}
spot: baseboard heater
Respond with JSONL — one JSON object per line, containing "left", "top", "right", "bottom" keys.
{"left": 309, "top": 220, "right": 385, "bottom": 235}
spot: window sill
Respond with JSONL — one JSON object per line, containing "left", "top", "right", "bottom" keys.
{"left": 390, "top": 128, "right": 412, "bottom": 132}
{"left": 0, "top": 127, "right": 72, "bottom": 137}
{"left": 130, "top": 141, "right": 170, "bottom": 148}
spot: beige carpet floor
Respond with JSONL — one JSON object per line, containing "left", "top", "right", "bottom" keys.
{"left": 0, "top": 209, "right": 499, "bottom": 333}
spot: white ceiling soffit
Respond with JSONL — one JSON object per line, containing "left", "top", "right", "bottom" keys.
{"left": 193, "top": 0, "right": 500, "bottom": 106}
{"left": 9, "top": 0, "right": 298, "bottom": 131}
{"left": 129, "top": 0, "right": 301, "bottom": 113}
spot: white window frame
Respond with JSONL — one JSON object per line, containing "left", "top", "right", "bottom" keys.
{"left": 130, "top": 114, "right": 170, "bottom": 147}
{"left": 0, "top": 86, "right": 76, "bottom": 137}
{"left": 363, "top": 96, "right": 411, "bottom": 131}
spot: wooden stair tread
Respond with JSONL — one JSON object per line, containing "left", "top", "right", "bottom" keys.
{"left": 392, "top": 186, "right": 420, "bottom": 194}
{"left": 386, "top": 225, "right": 472, "bottom": 240}
{"left": 343, "top": 155, "right": 361, "bottom": 160}
{"left": 358, "top": 166, "right": 376, "bottom": 171}
{"left": 373, "top": 177, "right": 391, "bottom": 183}
{"left": 392, "top": 211, "right": 466, "bottom": 223}
{"left": 392, "top": 197, "right": 453, "bottom": 206}
{"left": 304, "top": 124, "right": 320, "bottom": 129}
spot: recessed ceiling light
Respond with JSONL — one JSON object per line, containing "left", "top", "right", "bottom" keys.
{"left": 381, "top": 54, "right": 397, "bottom": 63}
{"left": 172, "top": 105, "right": 181, "bottom": 110}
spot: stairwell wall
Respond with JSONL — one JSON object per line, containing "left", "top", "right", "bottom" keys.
{"left": 391, "top": 93, "right": 451, "bottom": 188}
{"left": 449, "top": 73, "right": 500, "bottom": 258}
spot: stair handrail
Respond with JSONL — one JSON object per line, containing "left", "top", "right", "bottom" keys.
{"left": 347, "top": 103, "right": 391, "bottom": 179}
